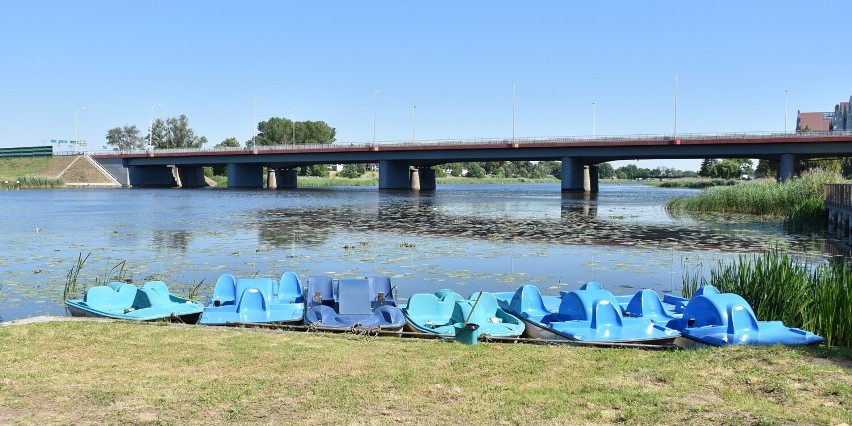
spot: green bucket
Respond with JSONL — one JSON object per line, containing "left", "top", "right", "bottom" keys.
{"left": 454, "top": 323, "right": 481, "bottom": 345}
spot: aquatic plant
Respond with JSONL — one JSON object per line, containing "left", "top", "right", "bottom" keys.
{"left": 682, "top": 249, "right": 852, "bottom": 347}
{"left": 63, "top": 252, "right": 90, "bottom": 300}
{"left": 13, "top": 176, "right": 66, "bottom": 189}
{"left": 666, "top": 170, "right": 842, "bottom": 230}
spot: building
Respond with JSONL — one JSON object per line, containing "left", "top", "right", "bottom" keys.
{"left": 832, "top": 96, "right": 852, "bottom": 130}
{"left": 796, "top": 111, "right": 833, "bottom": 132}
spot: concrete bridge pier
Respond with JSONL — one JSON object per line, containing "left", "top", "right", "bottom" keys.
{"left": 379, "top": 160, "right": 411, "bottom": 190}
{"left": 778, "top": 154, "right": 795, "bottom": 182}
{"left": 227, "top": 163, "right": 264, "bottom": 188}
{"left": 411, "top": 167, "right": 436, "bottom": 191}
{"left": 128, "top": 165, "right": 177, "bottom": 188}
{"left": 561, "top": 158, "right": 598, "bottom": 193}
{"left": 275, "top": 169, "right": 298, "bottom": 189}
{"left": 267, "top": 169, "right": 277, "bottom": 189}
{"left": 177, "top": 166, "right": 208, "bottom": 188}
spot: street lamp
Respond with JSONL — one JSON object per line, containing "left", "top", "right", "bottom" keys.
{"left": 75, "top": 107, "right": 86, "bottom": 147}
{"left": 674, "top": 73, "right": 679, "bottom": 138}
{"left": 785, "top": 89, "right": 789, "bottom": 133}
{"left": 292, "top": 115, "right": 296, "bottom": 148}
{"left": 372, "top": 89, "right": 382, "bottom": 145}
{"left": 149, "top": 103, "right": 161, "bottom": 150}
{"left": 253, "top": 96, "right": 263, "bottom": 148}
{"left": 412, "top": 105, "right": 416, "bottom": 142}
{"left": 512, "top": 81, "right": 519, "bottom": 143}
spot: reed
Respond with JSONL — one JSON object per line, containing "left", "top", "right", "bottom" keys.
{"left": 63, "top": 252, "right": 90, "bottom": 300}
{"left": 13, "top": 176, "right": 66, "bottom": 189}
{"left": 666, "top": 170, "right": 841, "bottom": 226}
{"left": 682, "top": 249, "right": 852, "bottom": 347}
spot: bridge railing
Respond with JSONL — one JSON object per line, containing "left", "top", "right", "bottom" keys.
{"left": 825, "top": 183, "right": 852, "bottom": 212}
{"left": 85, "top": 130, "right": 852, "bottom": 157}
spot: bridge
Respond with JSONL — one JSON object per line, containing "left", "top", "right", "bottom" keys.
{"left": 91, "top": 131, "right": 852, "bottom": 192}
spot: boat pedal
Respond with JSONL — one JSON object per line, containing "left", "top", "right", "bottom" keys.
{"left": 377, "top": 292, "right": 386, "bottom": 303}
{"left": 213, "top": 299, "right": 221, "bottom": 307}
{"left": 313, "top": 291, "right": 322, "bottom": 303}
{"left": 687, "top": 317, "right": 696, "bottom": 327}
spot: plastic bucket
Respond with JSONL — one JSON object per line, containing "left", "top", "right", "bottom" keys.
{"left": 454, "top": 323, "right": 481, "bottom": 345}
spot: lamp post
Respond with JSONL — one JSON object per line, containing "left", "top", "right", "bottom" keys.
{"left": 75, "top": 107, "right": 86, "bottom": 148}
{"left": 292, "top": 116, "right": 296, "bottom": 148}
{"left": 412, "top": 105, "right": 416, "bottom": 142}
{"left": 784, "top": 89, "right": 789, "bottom": 133}
{"left": 149, "top": 103, "right": 161, "bottom": 150}
{"left": 674, "top": 73, "right": 679, "bottom": 138}
{"left": 372, "top": 89, "right": 382, "bottom": 145}
{"left": 512, "top": 81, "right": 519, "bottom": 143}
{"left": 253, "top": 96, "right": 262, "bottom": 148}
{"left": 592, "top": 102, "right": 596, "bottom": 136}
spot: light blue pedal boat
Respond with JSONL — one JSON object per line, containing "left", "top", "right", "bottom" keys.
{"left": 616, "top": 285, "right": 826, "bottom": 347}
{"left": 65, "top": 281, "right": 203, "bottom": 323}
{"left": 493, "top": 283, "right": 680, "bottom": 346}
{"left": 402, "top": 289, "right": 525, "bottom": 337}
{"left": 198, "top": 272, "right": 305, "bottom": 325}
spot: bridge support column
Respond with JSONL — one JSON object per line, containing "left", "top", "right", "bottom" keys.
{"left": 267, "top": 169, "right": 277, "bottom": 189}
{"left": 275, "top": 169, "right": 298, "bottom": 189}
{"left": 778, "top": 154, "right": 795, "bottom": 182}
{"left": 379, "top": 160, "right": 411, "bottom": 190}
{"left": 227, "top": 163, "right": 264, "bottom": 188}
{"left": 415, "top": 167, "right": 436, "bottom": 190}
{"left": 588, "top": 165, "right": 599, "bottom": 193}
{"left": 561, "top": 157, "right": 585, "bottom": 192}
{"left": 177, "top": 166, "right": 208, "bottom": 188}
{"left": 128, "top": 165, "right": 177, "bottom": 188}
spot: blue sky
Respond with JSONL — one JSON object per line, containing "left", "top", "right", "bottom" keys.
{"left": 1, "top": 1, "right": 850, "bottom": 170}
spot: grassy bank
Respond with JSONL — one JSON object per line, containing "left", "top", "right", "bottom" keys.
{"left": 666, "top": 171, "right": 842, "bottom": 231}
{"left": 641, "top": 177, "right": 739, "bottom": 189}
{"left": 0, "top": 320, "right": 849, "bottom": 425}
{"left": 683, "top": 250, "right": 852, "bottom": 347}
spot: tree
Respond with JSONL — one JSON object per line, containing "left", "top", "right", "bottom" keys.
{"left": 597, "top": 163, "right": 615, "bottom": 179}
{"left": 298, "top": 165, "right": 330, "bottom": 177}
{"left": 466, "top": 162, "right": 485, "bottom": 178}
{"left": 147, "top": 115, "right": 207, "bottom": 149}
{"left": 255, "top": 117, "right": 336, "bottom": 147}
{"left": 699, "top": 159, "right": 718, "bottom": 177}
{"left": 709, "top": 159, "right": 742, "bottom": 179}
{"left": 105, "top": 125, "right": 143, "bottom": 150}
{"left": 338, "top": 163, "right": 366, "bottom": 178}
{"left": 216, "top": 137, "right": 241, "bottom": 148}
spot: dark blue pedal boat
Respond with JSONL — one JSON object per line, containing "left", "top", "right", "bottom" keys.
{"left": 303, "top": 276, "right": 405, "bottom": 331}
{"left": 198, "top": 272, "right": 305, "bottom": 325}
{"left": 493, "top": 284, "right": 680, "bottom": 346}
{"left": 66, "top": 281, "right": 203, "bottom": 323}
{"left": 615, "top": 285, "right": 826, "bottom": 347}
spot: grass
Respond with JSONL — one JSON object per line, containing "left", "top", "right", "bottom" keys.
{"left": 666, "top": 170, "right": 842, "bottom": 231}
{"left": 682, "top": 249, "right": 852, "bottom": 347}
{"left": 642, "top": 178, "right": 739, "bottom": 189}
{"left": 0, "top": 320, "right": 849, "bottom": 425}
{"left": 0, "top": 157, "right": 55, "bottom": 180}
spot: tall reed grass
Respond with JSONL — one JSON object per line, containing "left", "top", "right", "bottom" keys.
{"left": 8, "top": 176, "right": 66, "bottom": 189}
{"left": 682, "top": 249, "right": 851, "bottom": 347}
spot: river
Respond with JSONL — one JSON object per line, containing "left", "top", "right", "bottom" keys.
{"left": 0, "top": 183, "right": 838, "bottom": 321}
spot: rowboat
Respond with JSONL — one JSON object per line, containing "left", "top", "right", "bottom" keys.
{"left": 401, "top": 289, "right": 525, "bottom": 338}
{"left": 65, "top": 281, "right": 203, "bottom": 323}
{"left": 198, "top": 272, "right": 305, "bottom": 325}
{"left": 304, "top": 276, "right": 405, "bottom": 331}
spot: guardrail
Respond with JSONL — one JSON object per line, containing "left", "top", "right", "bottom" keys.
{"left": 80, "top": 130, "right": 852, "bottom": 157}
{"left": 826, "top": 183, "right": 852, "bottom": 212}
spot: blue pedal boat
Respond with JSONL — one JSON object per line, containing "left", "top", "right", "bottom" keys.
{"left": 617, "top": 285, "right": 826, "bottom": 347}
{"left": 402, "top": 289, "right": 525, "bottom": 337}
{"left": 65, "top": 281, "right": 203, "bottom": 323}
{"left": 303, "top": 276, "right": 405, "bottom": 331}
{"left": 198, "top": 272, "right": 305, "bottom": 325}
{"left": 493, "top": 284, "right": 680, "bottom": 345}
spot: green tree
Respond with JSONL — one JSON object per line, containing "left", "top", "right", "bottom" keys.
{"left": 255, "top": 117, "right": 336, "bottom": 147}
{"left": 105, "top": 125, "right": 143, "bottom": 150}
{"left": 216, "top": 137, "right": 241, "bottom": 148}
{"left": 597, "top": 163, "right": 615, "bottom": 179}
{"left": 756, "top": 160, "right": 777, "bottom": 178}
{"left": 709, "top": 159, "right": 742, "bottom": 179}
{"left": 466, "top": 162, "right": 485, "bottom": 178}
{"left": 298, "top": 164, "right": 330, "bottom": 177}
{"left": 338, "top": 163, "right": 366, "bottom": 178}
{"left": 699, "top": 159, "right": 718, "bottom": 177}
{"left": 148, "top": 115, "right": 207, "bottom": 149}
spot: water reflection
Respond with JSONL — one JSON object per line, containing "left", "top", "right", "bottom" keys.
{"left": 152, "top": 231, "right": 191, "bottom": 253}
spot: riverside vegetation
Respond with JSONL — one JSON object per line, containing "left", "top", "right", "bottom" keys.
{"left": 0, "top": 321, "right": 849, "bottom": 425}
{"left": 666, "top": 170, "right": 843, "bottom": 231}
{"left": 683, "top": 249, "right": 852, "bottom": 347}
